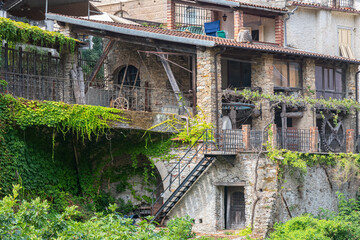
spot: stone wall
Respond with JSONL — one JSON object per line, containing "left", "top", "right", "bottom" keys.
{"left": 196, "top": 48, "right": 222, "bottom": 126}
{"left": 104, "top": 41, "right": 192, "bottom": 113}
{"left": 275, "top": 164, "right": 360, "bottom": 224}
{"left": 165, "top": 151, "right": 360, "bottom": 238}
{"left": 251, "top": 54, "right": 274, "bottom": 130}
{"left": 292, "top": 59, "right": 316, "bottom": 129}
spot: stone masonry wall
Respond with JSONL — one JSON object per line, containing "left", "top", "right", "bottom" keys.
{"left": 196, "top": 48, "right": 222, "bottom": 126}
{"left": 251, "top": 54, "right": 274, "bottom": 130}
{"left": 292, "top": 59, "right": 316, "bottom": 129}
{"left": 104, "top": 41, "right": 192, "bottom": 113}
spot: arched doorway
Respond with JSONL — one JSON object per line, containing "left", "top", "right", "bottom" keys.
{"left": 117, "top": 65, "right": 140, "bottom": 87}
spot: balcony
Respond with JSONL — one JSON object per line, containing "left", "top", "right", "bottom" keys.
{"left": 295, "top": 0, "right": 354, "bottom": 8}
{"left": 203, "top": 126, "right": 356, "bottom": 154}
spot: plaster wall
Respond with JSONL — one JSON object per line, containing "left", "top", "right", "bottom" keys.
{"left": 286, "top": 8, "right": 359, "bottom": 58}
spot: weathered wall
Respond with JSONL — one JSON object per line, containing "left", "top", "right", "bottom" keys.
{"left": 94, "top": 0, "right": 167, "bottom": 23}
{"left": 275, "top": 165, "right": 360, "bottom": 224}
{"left": 166, "top": 153, "right": 278, "bottom": 238}
{"left": 197, "top": 48, "right": 222, "bottom": 125}
{"left": 251, "top": 54, "right": 274, "bottom": 130}
{"left": 104, "top": 41, "right": 192, "bottom": 113}
{"left": 287, "top": 8, "right": 360, "bottom": 58}
{"left": 165, "top": 152, "right": 360, "bottom": 238}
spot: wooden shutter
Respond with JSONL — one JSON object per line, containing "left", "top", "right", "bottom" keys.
{"left": 259, "top": 25, "right": 264, "bottom": 42}
{"left": 339, "top": 28, "right": 354, "bottom": 58}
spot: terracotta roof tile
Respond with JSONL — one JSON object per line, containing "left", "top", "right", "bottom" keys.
{"left": 224, "top": 0, "right": 288, "bottom": 12}
{"left": 289, "top": 1, "right": 360, "bottom": 14}
{"left": 49, "top": 14, "right": 360, "bottom": 64}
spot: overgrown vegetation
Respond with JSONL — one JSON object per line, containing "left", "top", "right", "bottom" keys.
{"left": 268, "top": 193, "right": 360, "bottom": 240}
{"left": 0, "top": 17, "right": 77, "bottom": 53}
{"left": 0, "top": 185, "right": 195, "bottom": 239}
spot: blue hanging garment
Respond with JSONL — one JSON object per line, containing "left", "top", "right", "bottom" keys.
{"left": 204, "top": 20, "right": 220, "bottom": 36}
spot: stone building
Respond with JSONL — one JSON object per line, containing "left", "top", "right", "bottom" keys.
{"left": 43, "top": 4, "right": 360, "bottom": 235}
{"left": 3, "top": 0, "right": 360, "bottom": 238}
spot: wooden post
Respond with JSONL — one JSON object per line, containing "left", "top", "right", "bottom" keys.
{"left": 242, "top": 124, "right": 251, "bottom": 151}
{"left": 309, "top": 127, "right": 318, "bottom": 153}
{"left": 346, "top": 129, "right": 355, "bottom": 153}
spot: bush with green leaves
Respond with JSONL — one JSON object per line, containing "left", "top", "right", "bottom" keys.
{"left": 0, "top": 185, "right": 195, "bottom": 239}
{"left": 268, "top": 193, "right": 360, "bottom": 240}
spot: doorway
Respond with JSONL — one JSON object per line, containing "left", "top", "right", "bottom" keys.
{"left": 225, "top": 186, "right": 246, "bottom": 229}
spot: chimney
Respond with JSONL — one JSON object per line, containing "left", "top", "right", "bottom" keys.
{"left": 237, "top": 27, "right": 253, "bottom": 43}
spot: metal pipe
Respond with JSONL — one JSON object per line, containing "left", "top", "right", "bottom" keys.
{"left": 355, "top": 71, "right": 360, "bottom": 139}
{"left": 284, "top": 6, "right": 298, "bottom": 47}
{"left": 214, "top": 47, "right": 226, "bottom": 134}
{"left": 45, "top": 0, "right": 48, "bottom": 20}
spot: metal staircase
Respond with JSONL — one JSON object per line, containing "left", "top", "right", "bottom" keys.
{"left": 150, "top": 133, "right": 216, "bottom": 223}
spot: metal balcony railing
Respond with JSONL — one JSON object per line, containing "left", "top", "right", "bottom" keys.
{"left": 0, "top": 72, "right": 190, "bottom": 115}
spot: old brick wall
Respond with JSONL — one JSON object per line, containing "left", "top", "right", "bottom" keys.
{"left": 95, "top": 0, "right": 167, "bottom": 23}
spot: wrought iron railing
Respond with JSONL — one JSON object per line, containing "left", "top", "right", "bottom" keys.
{"left": 296, "top": 0, "right": 354, "bottom": 8}
{"left": 175, "top": 3, "right": 212, "bottom": 28}
{"left": 204, "top": 129, "right": 244, "bottom": 154}
{"left": 277, "top": 128, "right": 315, "bottom": 152}
{"left": 0, "top": 72, "right": 190, "bottom": 115}
{"left": 150, "top": 132, "right": 207, "bottom": 216}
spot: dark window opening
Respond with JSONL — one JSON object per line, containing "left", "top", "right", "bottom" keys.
{"left": 315, "top": 65, "right": 344, "bottom": 99}
{"left": 227, "top": 60, "right": 251, "bottom": 89}
{"left": 252, "top": 30, "right": 259, "bottom": 41}
{"left": 118, "top": 65, "right": 140, "bottom": 87}
{"left": 274, "top": 60, "right": 301, "bottom": 88}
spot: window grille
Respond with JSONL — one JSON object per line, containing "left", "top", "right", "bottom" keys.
{"left": 175, "top": 4, "right": 212, "bottom": 28}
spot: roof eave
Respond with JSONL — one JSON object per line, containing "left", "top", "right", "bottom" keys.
{"left": 46, "top": 13, "right": 216, "bottom": 48}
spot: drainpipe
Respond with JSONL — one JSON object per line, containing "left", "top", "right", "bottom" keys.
{"left": 355, "top": 71, "right": 360, "bottom": 139}
{"left": 284, "top": 6, "right": 298, "bottom": 47}
{"left": 214, "top": 47, "right": 226, "bottom": 134}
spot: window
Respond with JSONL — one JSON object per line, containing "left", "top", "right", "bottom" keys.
{"left": 185, "top": 6, "right": 196, "bottom": 25}
{"left": 338, "top": 28, "right": 354, "bottom": 58}
{"left": 273, "top": 60, "right": 301, "bottom": 88}
{"left": 226, "top": 60, "right": 251, "bottom": 89}
{"left": 315, "top": 66, "right": 344, "bottom": 99}
{"left": 118, "top": 65, "right": 140, "bottom": 86}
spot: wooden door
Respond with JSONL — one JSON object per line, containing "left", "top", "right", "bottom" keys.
{"left": 226, "top": 187, "right": 245, "bottom": 229}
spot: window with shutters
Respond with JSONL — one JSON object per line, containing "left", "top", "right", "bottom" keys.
{"left": 338, "top": 28, "right": 354, "bottom": 58}
{"left": 273, "top": 60, "right": 301, "bottom": 89}
{"left": 315, "top": 65, "right": 345, "bottom": 100}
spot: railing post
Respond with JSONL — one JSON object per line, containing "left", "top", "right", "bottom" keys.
{"left": 346, "top": 129, "right": 355, "bottom": 153}
{"left": 309, "top": 127, "right": 318, "bottom": 153}
{"left": 242, "top": 125, "right": 251, "bottom": 151}
{"left": 268, "top": 124, "right": 277, "bottom": 149}
{"left": 4, "top": 43, "right": 8, "bottom": 82}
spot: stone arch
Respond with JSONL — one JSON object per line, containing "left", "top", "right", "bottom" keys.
{"left": 116, "top": 65, "right": 141, "bottom": 86}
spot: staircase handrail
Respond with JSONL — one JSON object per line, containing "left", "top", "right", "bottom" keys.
{"left": 150, "top": 131, "right": 207, "bottom": 212}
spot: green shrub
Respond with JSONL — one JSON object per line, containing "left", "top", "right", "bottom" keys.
{"left": 0, "top": 185, "right": 196, "bottom": 239}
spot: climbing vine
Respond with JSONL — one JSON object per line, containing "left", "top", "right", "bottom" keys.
{"left": 235, "top": 88, "right": 360, "bottom": 114}
{"left": 1, "top": 93, "right": 128, "bottom": 141}
{"left": 0, "top": 17, "right": 77, "bottom": 53}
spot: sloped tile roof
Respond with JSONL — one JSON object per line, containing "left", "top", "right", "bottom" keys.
{"left": 289, "top": 1, "right": 360, "bottom": 14}
{"left": 47, "top": 13, "right": 360, "bottom": 64}
{"left": 223, "top": 0, "right": 288, "bottom": 12}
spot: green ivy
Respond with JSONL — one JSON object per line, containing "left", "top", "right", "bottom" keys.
{"left": 235, "top": 88, "right": 360, "bottom": 114}
{"left": 1, "top": 94, "right": 128, "bottom": 141}
{"left": 0, "top": 17, "right": 77, "bottom": 53}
